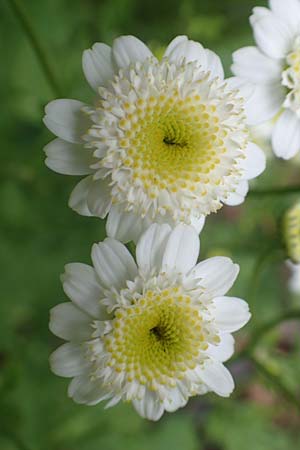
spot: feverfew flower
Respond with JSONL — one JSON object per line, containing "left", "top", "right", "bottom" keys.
{"left": 44, "top": 35, "right": 265, "bottom": 243}
{"left": 49, "top": 224, "right": 250, "bottom": 421}
{"left": 232, "top": 0, "right": 300, "bottom": 159}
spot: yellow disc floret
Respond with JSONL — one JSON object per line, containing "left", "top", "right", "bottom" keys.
{"left": 283, "top": 201, "right": 300, "bottom": 263}
{"left": 101, "top": 287, "right": 215, "bottom": 391}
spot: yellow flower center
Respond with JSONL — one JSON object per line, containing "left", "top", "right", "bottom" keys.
{"left": 103, "top": 287, "right": 216, "bottom": 391}
{"left": 119, "top": 91, "right": 226, "bottom": 195}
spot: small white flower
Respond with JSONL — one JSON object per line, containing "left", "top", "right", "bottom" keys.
{"left": 232, "top": 0, "right": 300, "bottom": 160}
{"left": 43, "top": 35, "right": 265, "bottom": 243}
{"left": 49, "top": 223, "right": 250, "bottom": 421}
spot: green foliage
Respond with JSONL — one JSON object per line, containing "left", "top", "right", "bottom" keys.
{"left": 1, "top": 0, "right": 299, "bottom": 449}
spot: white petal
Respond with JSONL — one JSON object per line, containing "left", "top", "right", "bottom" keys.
{"left": 87, "top": 178, "right": 112, "bottom": 219}
{"left": 61, "top": 263, "right": 108, "bottom": 319}
{"left": 198, "top": 360, "right": 234, "bottom": 397}
{"left": 222, "top": 180, "right": 249, "bottom": 206}
{"left": 212, "top": 296, "right": 251, "bottom": 333}
{"left": 91, "top": 238, "right": 137, "bottom": 290}
{"left": 251, "top": 11, "right": 293, "bottom": 59}
{"left": 68, "top": 374, "right": 111, "bottom": 405}
{"left": 43, "top": 99, "right": 90, "bottom": 144}
{"left": 132, "top": 390, "right": 164, "bottom": 421}
{"left": 286, "top": 260, "right": 300, "bottom": 293}
{"left": 68, "top": 176, "right": 93, "bottom": 216}
{"left": 106, "top": 206, "right": 151, "bottom": 243}
{"left": 50, "top": 343, "right": 89, "bottom": 377}
{"left": 167, "top": 39, "right": 207, "bottom": 67}
{"left": 190, "top": 215, "right": 206, "bottom": 234}
{"left": 226, "top": 77, "right": 255, "bottom": 102}
{"left": 250, "top": 7, "right": 270, "bottom": 26}
{"left": 164, "top": 35, "right": 188, "bottom": 58}
{"left": 245, "top": 82, "right": 284, "bottom": 125}
{"left": 272, "top": 109, "right": 300, "bottom": 159}
{"left": 162, "top": 384, "right": 189, "bottom": 412}
{"left": 112, "top": 36, "right": 154, "bottom": 69}
{"left": 240, "top": 142, "right": 266, "bottom": 180}
{"left": 82, "top": 43, "right": 114, "bottom": 91}
{"left": 206, "top": 333, "right": 234, "bottom": 363}
{"left": 136, "top": 223, "right": 172, "bottom": 277}
{"left": 270, "top": 0, "right": 300, "bottom": 32}
{"left": 49, "top": 303, "right": 92, "bottom": 341}
{"left": 204, "top": 49, "right": 224, "bottom": 79}
{"left": 187, "top": 256, "right": 239, "bottom": 297}
{"left": 162, "top": 224, "right": 200, "bottom": 275}
{"left": 232, "top": 46, "right": 282, "bottom": 83}
{"left": 44, "top": 138, "right": 95, "bottom": 175}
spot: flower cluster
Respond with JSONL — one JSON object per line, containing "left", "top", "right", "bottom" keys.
{"left": 44, "top": 6, "right": 300, "bottom": 419}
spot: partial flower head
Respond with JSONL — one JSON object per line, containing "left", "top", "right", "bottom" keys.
{"left": 49, "top": 223, "right": 250, "bottom": 420}
{"left": 232, "top": 0, "right": 300, "bottom": 159}
{"left": 44, "top": 35, "right": 265, "bottom": 243}
{"left": 283, "top": 201, "right": 300, "bottom": 263}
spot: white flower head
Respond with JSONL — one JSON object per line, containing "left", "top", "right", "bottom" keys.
{"left": 49, "top": 223, "right": 250, "bottom": 421}
{"left": 44, "top": 35, "right": 265, "bottom": 243}
{"left": 232, "top": 0, "right": 300, "bottom": 160}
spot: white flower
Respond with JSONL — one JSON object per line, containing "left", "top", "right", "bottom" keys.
{"left": 49, "top": 223, "right": 250, "bottom": 421}
{"left": 232, "top": 0, "right": 300, "bottom": 160}
{"left": 44, "top": 35, "right": 265, "bottom": 243}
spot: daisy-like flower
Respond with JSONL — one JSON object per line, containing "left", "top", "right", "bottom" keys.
{"left": 232, "top": 0, "right": 300, "bottom": 160}
{"left": 43, "top": 35, "right": 265, "bottom": 243}
{"left": 49, "top": 223, "right": 250, "bottom": 421}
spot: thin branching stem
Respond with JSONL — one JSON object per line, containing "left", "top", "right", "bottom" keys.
{"left": 7, "top": 0, "right": 62, "bottom": 97}
{"left": 249, "top": 185, "right": 300, "bottom": 197}
{"left": 249, "top": 354, "right": 300, "bottom": 412}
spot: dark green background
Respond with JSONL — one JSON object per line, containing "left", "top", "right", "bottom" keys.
{"left": 1, "top": 0, "right": 300, "bottom": 449}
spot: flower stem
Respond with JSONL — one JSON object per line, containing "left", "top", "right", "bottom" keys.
{"left": 7, "top": 0, "right": 62, "bottom": 97}
{"left": 249, "top": 354, "right": 300, "bottom": 411}
{"left": 233, "top": 309, "right": 300, "bottom": 412}
{"left": 249, "top": 185, "right": 300, "bottom": 197}
{"left": 248, "top": 246, "right": 283, "bottom": 308}
{"left": 246, "top": 309, "right": 300, "bottom": 355}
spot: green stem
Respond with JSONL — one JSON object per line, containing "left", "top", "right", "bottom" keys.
{"left": 7, "top": 0, "right": 62, "bottom": 97}
{"left": 249, "top": 185, "right": 300, "bottom": 197}
{"left": 245, "top": 309, "right": 300, "bottom": 355}
{"left": 232, "top": 309, "right": 300, "bottom": 363}
{"left": 249, "top": 354, "right": 300, "bottom": 411}
{"left": 248, "top": 246, "right": 283, "bottom": 307}
{"left": 2, "top": 430, "right": 33, "bottom": 450}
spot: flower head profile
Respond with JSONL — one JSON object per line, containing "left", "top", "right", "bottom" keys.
{"left": 283, "top": 201, "right": 300, "bottom": 264}
{"left": 49, "top": 223, "right": 250, "bottom": 420}
{"left": 44, "top": 35, "right": 265, "bottom": 243}
{"left": 232, "top": 0, "right": 300, "bottom": 160}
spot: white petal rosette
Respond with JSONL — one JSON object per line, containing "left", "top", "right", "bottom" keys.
{"left": 44, "top": 35, "right": 265, "bottom": 243}
{"left": 49, "top": 224, "right": 251, "bottom": 421}
{"left": 232, "top": 0, "right": 300, "bottom": 160}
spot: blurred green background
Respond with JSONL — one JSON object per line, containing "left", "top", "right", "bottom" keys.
{"left": 1, "top": 0, "right": 300, "bottom": 449}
